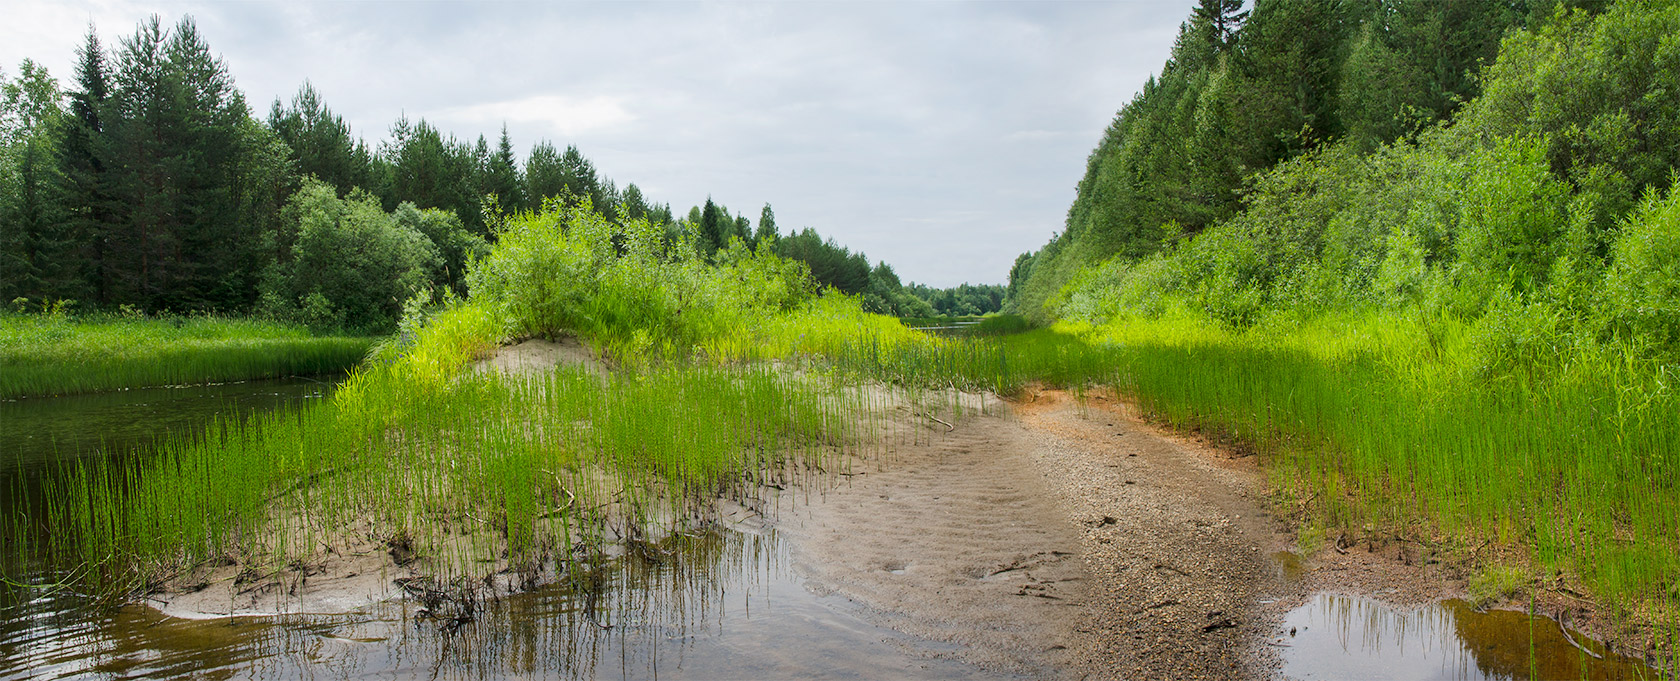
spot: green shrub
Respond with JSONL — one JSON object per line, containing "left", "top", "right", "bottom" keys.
{"left": 1606, "top": 183, "right": 1680, "bottom": 352}
{"left": 260, "top": 181, "right": 440, "bottom": 333}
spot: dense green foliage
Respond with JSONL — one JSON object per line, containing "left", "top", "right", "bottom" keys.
{"left": 0, "top": 14, "right": 953, "bottom": 331}
{"left": 905, "top": 282, "right": 1005, "bottom": 316}
{"left": 464, "top": 199, "right": 813, "bottom": 363}
{"left": 15, "top": 197, "right": 937, "bottom": 599}
{"left": 0, "top": 310, "right": 371, "bottom": 398}
{"left": 1009, "top": 0, "right": 1542, "bottom": 318}
{"left": 1049, "top": 0, "right": 1680, "bottom": 365}
{"left": 988, "top": 0, "right": 1680, "bottom": 642}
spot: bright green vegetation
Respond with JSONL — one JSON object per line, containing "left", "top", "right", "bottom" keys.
{"left": 42, "top": 362, "right": 869, "bottom": 594}
{"left": 0, "top": 311, "right": 372, "bottom": 398}
{"left": 15, "top": 200, "right": 945, "bottom": 598}
{"left": 830, "top": 319, "right": 1678, "bottom": 640}
{"left": 990, "top": 0, "right": 1680, "bottom": 651}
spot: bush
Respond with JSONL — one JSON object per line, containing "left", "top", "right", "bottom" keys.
{"left": 1606, "top": 184, "right": 1680, "bottom": 352}
{"left": 260, "top": 181, "right": 440, "bottom": 333}
{"left": 466, "top": 200, "right": 814, "bottom": 362}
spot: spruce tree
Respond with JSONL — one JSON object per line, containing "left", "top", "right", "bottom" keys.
{"left": 754, "top": 203, "right": 778, "bottom": 247}
{"left": 60, "top": 27, "right": 116, "bottom": 306}
{"left": 483, "top": 124, "right": 523, "bottom": 213}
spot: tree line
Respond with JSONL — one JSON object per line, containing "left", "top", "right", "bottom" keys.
{"left": 1029, "top": 0, "right": 1680, "bottom": 364}
{"left": 0, "top": 15, "right": 974, "bottom": 331}
{"left": 1006, "top": 0, "right": 1583, "bottom": 316}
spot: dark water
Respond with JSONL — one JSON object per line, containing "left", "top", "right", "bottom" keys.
{"left": 1278, "top": 592, "right": 1660, "bottom": 680}
{"left": 0, "top": 378, "right": 1000, "bottom": 680}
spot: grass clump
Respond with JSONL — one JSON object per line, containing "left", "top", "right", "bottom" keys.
{"left": 19, "top": 199, "right": 915, "bottom": 603}
{"left": 1469, "top": 564, "right": 1532, "bottom": 608}
{"left": 0, "top": 310, "right": 374, "bottom": 398}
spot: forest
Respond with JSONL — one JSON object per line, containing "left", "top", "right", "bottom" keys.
{"left": 3, "top": 1, "right": 1677, "bottom": 676}
{"left": 0, "top": 16, "right": 984, "bottom": 332}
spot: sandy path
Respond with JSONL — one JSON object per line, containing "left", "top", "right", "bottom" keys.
{"left": 776, "top": 389, "right": 1296, "bottom": 679}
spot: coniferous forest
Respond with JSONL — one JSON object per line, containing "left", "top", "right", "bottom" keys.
{"left": 0, "top": 16, "right": 962, "bottom": 332}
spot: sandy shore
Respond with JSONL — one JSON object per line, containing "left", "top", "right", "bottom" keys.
{"left": 141, "top": 359, "right": 1652, "bottom": 676}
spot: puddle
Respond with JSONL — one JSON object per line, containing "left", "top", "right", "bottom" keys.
{"left": 0, "top": 527, "right": 1005, "bottom": 680}
{"left": 1271, "top": 550, "right": 1304, "bottom": 582}
{"left": 1278, "top": 593, "right": 1659, "bottom": 680}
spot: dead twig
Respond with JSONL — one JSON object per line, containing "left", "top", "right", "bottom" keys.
{"left": 924, "top": 412, "right": 955, "bottom": 432}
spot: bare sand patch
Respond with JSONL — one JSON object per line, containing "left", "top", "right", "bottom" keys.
{"left": 473, "top": 336, "right": 606, "bottom": 377}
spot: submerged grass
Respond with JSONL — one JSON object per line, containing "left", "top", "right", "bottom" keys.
{"left": 0, "top": 312, "right": 374, "bottom": 398}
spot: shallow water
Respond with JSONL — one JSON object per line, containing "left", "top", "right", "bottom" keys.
{"left": 1278, "top": 592, "right": 1658, "bottom": 680}
{"left": 2, "top": 525, "right": 995, "bottom": 680}
{"left": 0, "top": 378, "right": 1004, "bottom": 679}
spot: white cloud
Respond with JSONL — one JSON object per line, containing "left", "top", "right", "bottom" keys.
{"left": 440, "top": 94, "right": 635, "bottom": 137}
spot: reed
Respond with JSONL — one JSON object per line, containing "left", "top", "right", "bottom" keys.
{"left": 0, "top": 312, "right": 373, "bottom": 398}
{"left": 813, "top": 314, "right": 1676, "bottom": 653}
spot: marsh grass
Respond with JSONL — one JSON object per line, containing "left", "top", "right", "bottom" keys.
{"left": 0, "top": 312, "right": 373, "bottom": 398}
{"left": 21, "top": 356, "right": 891, "bottom": 599}
{"left": 812, "top": 319, "right": 1676, "bottom": 660}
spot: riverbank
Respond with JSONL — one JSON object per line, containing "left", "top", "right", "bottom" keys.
{"left": 120, "top": 376, "right": 1668, "bottom": 678}
{"left": 0, "top": 312, "right": 373, "bottom": 398}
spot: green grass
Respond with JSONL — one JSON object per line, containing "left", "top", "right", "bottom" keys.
{"left": 0, "top": 312, "right": 374, "bottom": 398}
{"left": 810, "top": 315, "right": 1677, "bottom": 651}
{"left": 18, "top": 294, "right": 905, "bottom": 596}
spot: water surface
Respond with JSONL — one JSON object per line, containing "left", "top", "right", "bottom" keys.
{"left": 0, "top": 378, "right": 1003, "bottom": 679}
{"left": 1278, "top": 592, "right": 1657, "bottom": 680}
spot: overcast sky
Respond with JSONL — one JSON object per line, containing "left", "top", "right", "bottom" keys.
{"left": 2, "top": 1, "right": 1193, "bottom": 288}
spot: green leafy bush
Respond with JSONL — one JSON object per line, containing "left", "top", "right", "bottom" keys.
{"left": 466, "top": 199, "right": 813, "bottom": 362}
{"left": 1606, "top": 183, "right": 1680, "bottom": 351}
{"left": 259, "top": 181, "right": 441, "bottom": 333}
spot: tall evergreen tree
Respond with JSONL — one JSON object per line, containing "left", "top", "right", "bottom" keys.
{"left": 524, "top": 140, "right": 566, "bottom": 208}
{"left": 754, "top": 203, "right": 778, "bottom": 246}
{"left": 59, "top": 27, "right": 117, "bottom": 306}
{"left": 481, "top": 124, "right": 523, "bottom": 213}
{"left": 698, "top": 197, "right": 725, "bottom": 256}
{"left": 1, "top": 61, "right": 70, "bottom": 302}
{"left": 1191, "top": 0, "right": 1249, "bottom": 53}
{"left": 268, "top": 82, "right": 375, "bottom": 194}
{"left": 384, "top": 115, "right": 481, "bottom": 234}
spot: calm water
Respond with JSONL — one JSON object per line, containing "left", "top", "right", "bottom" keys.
{"left": 0, "top": 378, "right": 1001, "bottom": 680}
{"left": 1278, "top": 592, "right": 1659, "bottom": 680}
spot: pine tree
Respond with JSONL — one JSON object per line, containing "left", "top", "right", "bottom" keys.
{"left": 269, "top": 81, "right": 375, "bottom": 194}
{"left": 482, "top": 124, "right": 523, "bottom": 213}
{"left": 524, "top": 140, "right": 565, "bottom": 207}
{"left": 698, "top": 197, "right": 724, "bottom": 256}
{"left": 59, "top": 27, "right": 117, "bottom": 306}
{"left": 1192, "top": 0, "right": 1248, "bottom": 52}
{"left": 1, "top": 60, "right": 68, "bottom": 302}
{"left": 754, "top": 203, "right": 778, "bottom": 247}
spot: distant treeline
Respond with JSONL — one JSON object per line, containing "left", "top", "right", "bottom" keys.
{"left": 0, "top": 15, "right": 956, "bottom": 331}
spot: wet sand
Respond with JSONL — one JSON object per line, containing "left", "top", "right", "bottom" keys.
{"left": 140, "top": 371, "right": 1657, "bottom": 677}
{"left": 776, "top": 388, "right": 1300, "bottom": 679}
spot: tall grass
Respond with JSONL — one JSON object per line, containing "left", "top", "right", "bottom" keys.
{"left": 0, "top": 312, "right": 373, "bottom": 398}
{"left": 813, "top": 314, "right": 1676, "bottom": 656}
{"left": 27, "top": 342, "right": 886, "bottom": 598}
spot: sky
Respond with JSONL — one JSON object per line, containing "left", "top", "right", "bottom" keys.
{"left": 1, "top": 1, "right": 1194, "bottom": 288}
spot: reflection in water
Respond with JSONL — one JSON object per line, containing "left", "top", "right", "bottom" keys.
{"left": 2, "top": 526, "right": 989, "bottom": 680}
{"left": 1279, "top": 592, "right": 1656, "bottom": 680}
{"left": 0, "top": 376, "right": 999, "bottom": 679}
